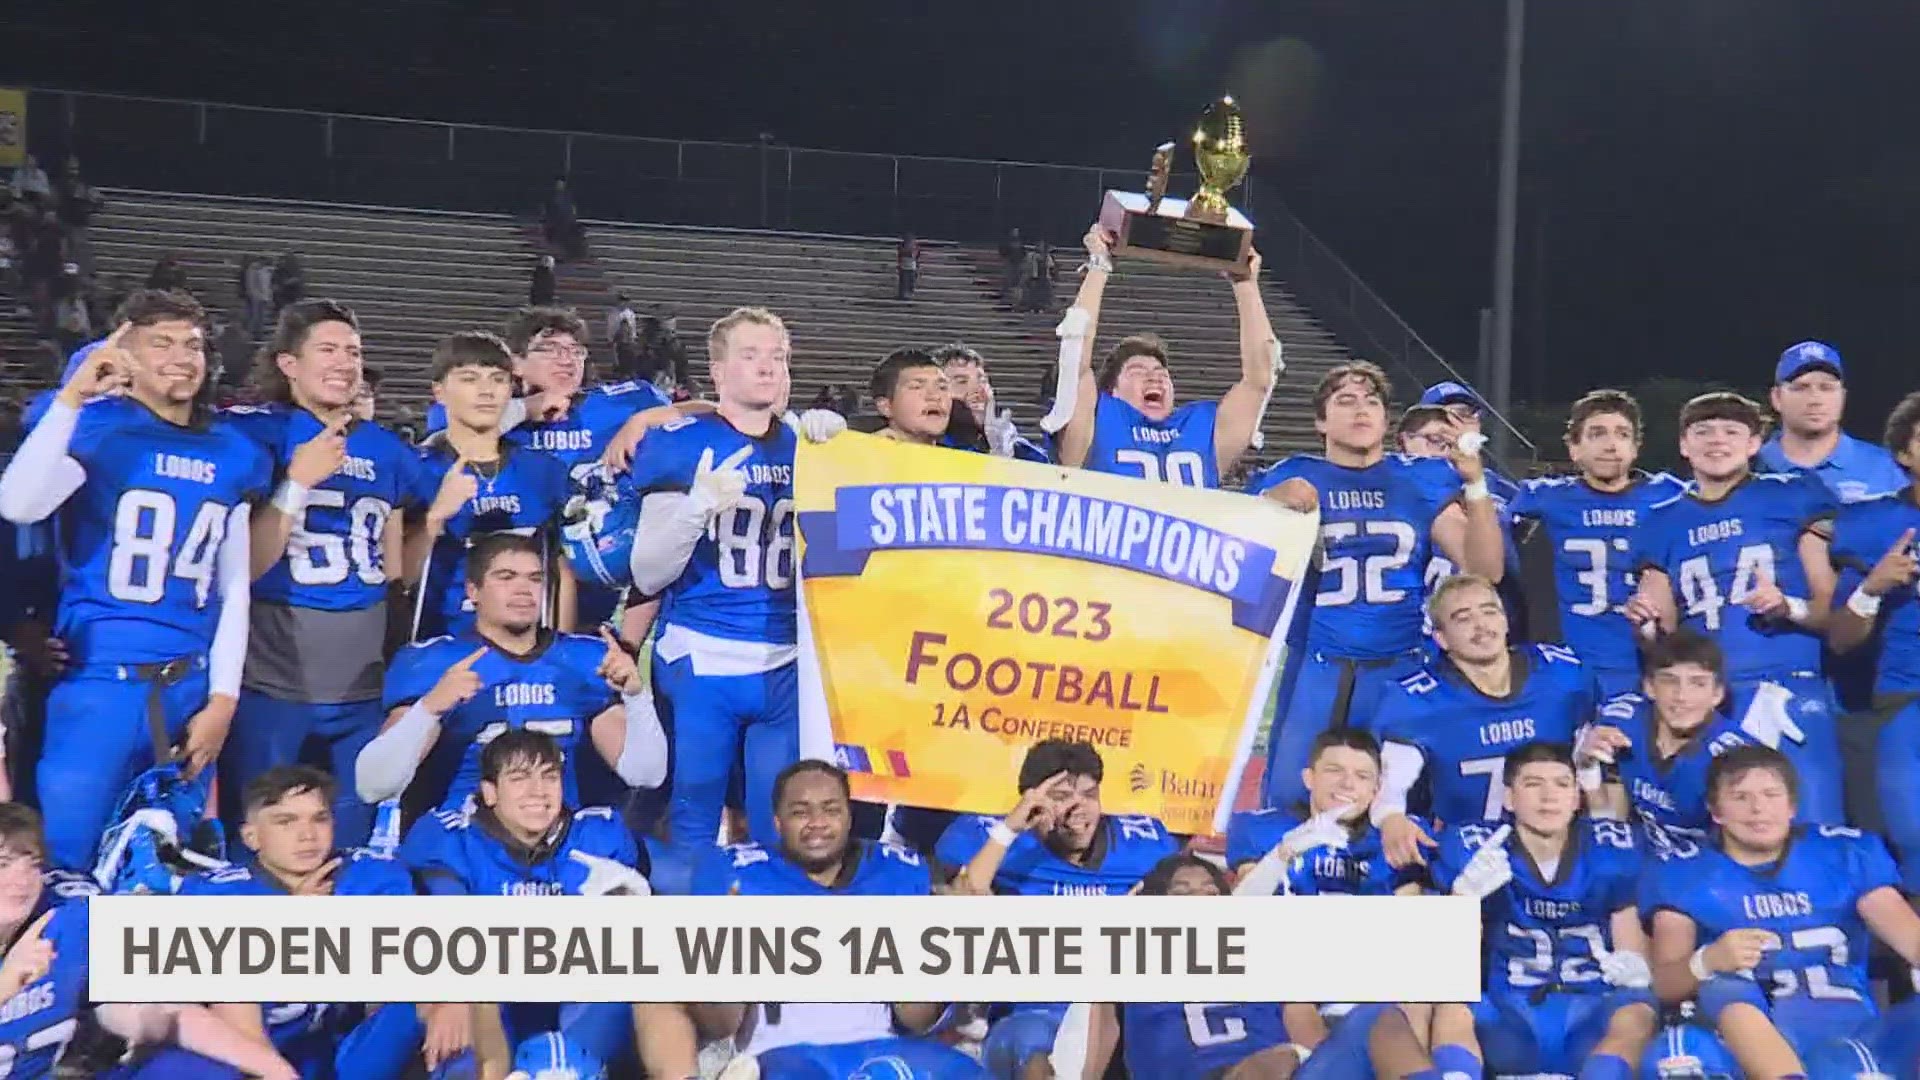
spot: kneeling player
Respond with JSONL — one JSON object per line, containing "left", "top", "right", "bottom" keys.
{"left": 644, "top": 762, "right": 978, "bottom": 1079}
{"left": 1587, "top": 630, "right": 1751, "bottom": 855}
{"left": 406, "top": 730, "right": 647, "bottom": 1079}
{"left": 180, "top": 766, "right": 454, "bottom": 1080}
{"left": 936, "top": 740, "right": 1176, "bottom": 1080}
{"left": 0, "top": 802, "right": 301, "bottom": 1079}
{"left": 1429, "top": 742, "right": 1657, "bottom": 1079}
{"left": 1227, "top": 729, "right": 1422, "bottom": 896}
{"left": 1645, "top": 745, "right": 1920, "bottom": 1078}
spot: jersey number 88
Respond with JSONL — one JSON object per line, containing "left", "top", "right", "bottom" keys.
{"left": 713, "top": 496, "right": 796, "bottom": 590}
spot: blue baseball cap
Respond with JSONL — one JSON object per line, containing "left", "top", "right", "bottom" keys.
{"left": 1419, "top": 381, "right": 1485, "bottom": 411}
{"left": 1775, "top": 341, "right": 1843, "bottom": 383}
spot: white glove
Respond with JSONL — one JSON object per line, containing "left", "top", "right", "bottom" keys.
{"left": 688, "top": 446, "right": 752, "bottom": 518}
{"left": 790, "top": 408, "right": 847, "bottom": 444}
{"left": 1450, "top": 824, "right": 1514, "bottom": 899}
{"left": 1281, "top": 806, "right": 1352, "bottom": 856}
{"left": 1596, "top": 945, "right": 1653, "bottom": 990}
{"left": 569, "top": 850, "right": 653, "bottom": 896}
{"left": 984, "top": 408, "right": 1019, "bottom": 457}
{"left": 1739, "top": 681, "right": 1805, "bottom": 748}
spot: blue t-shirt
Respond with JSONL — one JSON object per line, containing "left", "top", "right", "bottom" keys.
{"left": 400, "top": 805, "right": 641, "bottom": 895}
{"left": 1370, "top": 644, "right": 1599, "bottom": 828}
{"left": 1640, "top": 826, "right": 1901, "bottom": 1009}
{"left": 625, "top": 413, "right": 797, "bottom": 645}
{"left": 1430, "top": 818, "right": 1642, "bottom": 997}
{"left": 1756, "top": 432, "right": 1907, "bottom": 505}
{"left": 1225, "top": 807, "right": 1422, "bottom": 895}
{"left": 1083, "top": 394, "right": 1221, "bottom": 488}
{"left": 222, "top": 404, "right": 430, "bottom": 610}
{"left": 48, "top": 398, "right": 273, "bottom": 665}
{"left": 1245, "top": 453, "right": 1461, "bottom": 659}
{"left": 693, "top": 839, "right": 931, "bottom": 896}
{"left": 1829, "top": 488, "right": 1920, "bottom": 696}
{"left": 414, "top": 442, "right": 570, "bottom": 636}
{"left": 382, "top": 630, "right": 617, "bottom": 811}
{"left": 1598, "top": 692, "right": 1751, "bottom": 856}
{"left": 1634, "top": 473, "right": 1836, "bottom": 683}
{"left": 1510, "top": 471, "right": 1685, "bottom": 677}
{"left": 934, "top": 813, "right": 1176, "bottom": 896}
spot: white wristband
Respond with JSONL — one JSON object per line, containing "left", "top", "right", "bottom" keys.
{"left": 1084, "top": 253, "right": 1113, "bottom": 275}
{"left": 1846, "top": 588, "right": 1883, "bottom": 619}
{"left": 1688, "top": 946, "right": 1713, "bottom": 982}
{"left": 271, "top": 480, "right": 310, "bottom": 516}
{"left": 1462, "top": 479, "right": 1491, "bottom": 502}
{"left": 1282, "top": 1044, "right": 1312, "bottom": 1065}
{"left": 988, "top": 821, "right": 1020, "bottom": 847}
{"left": 1782, "top": 596, "right": 1811, "bottom": 624}
{"left": 1576, "top": 762, "right": 1605, "bottom": 794}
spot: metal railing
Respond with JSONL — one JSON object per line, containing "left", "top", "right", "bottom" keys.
{"left": 21, "top": 86, "right": 1532, "bottom": 455}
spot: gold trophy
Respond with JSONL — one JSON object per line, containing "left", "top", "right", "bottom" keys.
{"left": 1099, "top": 96, "right": 1254, "bottom": 272}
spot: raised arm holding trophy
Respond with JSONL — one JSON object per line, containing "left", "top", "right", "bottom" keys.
{"left": 1100, "top": 96, "right": 1255, "bottom": 273}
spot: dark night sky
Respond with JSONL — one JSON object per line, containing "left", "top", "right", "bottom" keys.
{"left": 9, "top": 0, "right": 1920, "bottom": 437}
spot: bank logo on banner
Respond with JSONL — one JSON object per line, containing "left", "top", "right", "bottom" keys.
{"left": 793, "top": 434, "right": 1318, "bottom": 833}
{"left": 0, "top": 89, "right": 25, "bottom": 169}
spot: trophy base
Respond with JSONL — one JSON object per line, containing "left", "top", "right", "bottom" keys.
{"left": 1100, "top": 191, "right": 1254, "bottom": 273}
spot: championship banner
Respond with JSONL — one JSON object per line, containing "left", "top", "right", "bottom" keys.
{"left": 795, "top": 434, "right": 1319, "bottom": 834}
{"left": 0, "top": 89, "right": 24, "bottom": 169}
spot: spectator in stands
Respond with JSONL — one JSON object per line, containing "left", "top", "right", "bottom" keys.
{"left": 8, "top": 154, "right": 48, "bottom": 204}
{"left": 52, "top": 156, "right": 101, "bottom": 276}
{"left": 896, "top": 232, "right": 920, "bottom": 300}
{"left": 146, "top": 253, "right": 191, "bottom": 294}
{"left": 51, "top": 274, "right": 90, "bottom": 358}
{"left": 633, "top": 311, "right": 690, "bottom": 393}
{"left": 0, "top": 192, "right": 18, "bottom": 306}
{"left": 607, "top": 291, "right": 638, "bottom": 366}
{"left": 1020, "top": 241, "right": 1055, "bottom": 312}
{"left": 544, "top": 177, "right": 583, "bottom": 260}
{"left": 238, "top": 254, "right": 274, "bottom": 337}
{"left": 353, "top": 366, "right": 382, "bottom": 422}
{"left": 531, "top": 253, "right": 557, "bottom": 306}
{"left": 214, "top": 316, "right": 252, "bottom": 389}
{"left": 270, "top": 252, "right": 306, "bottom": 309}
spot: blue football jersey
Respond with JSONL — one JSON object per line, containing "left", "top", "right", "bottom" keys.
{"left": 1245, "top": 454, "right": 1462, "bottom": 658}
{"left": 178, "top": 849, "right": 413, "bottom": 1050}
{"left": 401, "top": 804, "right": 640, "bottom": 895}
{"left": 382, "top": 631, "right": 617, "bottom": 811}
{"left": 933, "top": 814, "right": 1176, "bottom": 895}
{"left": 626, "top": 413, "right": 796, "bottom": 645}
{"left": 1511, "top": 471, "right": 1685, "bottom": 676}
{"left": 1829, "top": 489, "right": 1920, "bottom": 696}
{"left": 1598, "top": 692, "right": 1751, "bottom": 856}
{"left": 1430, "top": 818, "right": 1641, "bottom": 996}
{"left": 426, "top": 380, "right": 672, "bottom": 468}
{"left": 49, "top": 398, "right": 272, "bottom": 665}
{"left": 415, "top": 442, "right": 570, "bottom": 634}
{"left": 1641, "top": 826, "right": 1901, "bottom": 1008}
{"left": 0, "top": 899, "right": 92, "bottom": 1077}
{"left": 1082, "top": 395, "right": 1221, "bottom": 488}
{"left": 223, "top": 404, "right": 429, "bottom": 611}
{"left": 1635, "top": 474, "right": 1837, "bottom": 682}
{"left": 1370, "top": 644, "right": 1599, "bottom": 828}
{"left": 1122, "top": 1002, "right": 1288, "bottom": 1078}
{"left": 1224, "top": 808, "right": 1422, "bottom": 895}
{"left": 693, "top": 839, "right": 931, "bottom": 896}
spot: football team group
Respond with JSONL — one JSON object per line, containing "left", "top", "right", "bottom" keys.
{"left": 0, "top": 221, "right": 1916, "bottom": 1079}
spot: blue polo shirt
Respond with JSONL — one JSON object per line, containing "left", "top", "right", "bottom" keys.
{"left": 1756, "top": 431, "right": 1906, "bottom": 505}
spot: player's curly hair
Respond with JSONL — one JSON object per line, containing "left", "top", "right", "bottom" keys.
{"left": 931, "top": 344, "right": 985, "bottom": 370}
{"left": 113, "top": 288, "right": 207, "bottom": 332}
{"left": 1312, "top": 361, "right": 1391, "bottom": 421}
{"left": 465, "top": 533, "right": 545, "bottom": 588}
{"left": 1018, "top": 740, "right": 1103, "bottom": 792}
{"left": 502, "top": 305, "right": 589, "bottom": 355}
{"left": 1096, "top": 334, "right": 1170, "bottom": 394}
{"left": 1883, "top": 390, "right": 1920, "bottom": 465}
{"left": 251, "top": 299, "right": 360, "bottom": 404}
{"left": 1565, "top": 389, "right": 1642, "bottom": 443}
{"left": 1706, "top": 744, "right": 1798, "bottom": 808}
{"left": 1641, "top": 628, "right": 1726, "bottom": 684}
{"left": 1138, "top": 854, "right": 1231, "bottom": 896}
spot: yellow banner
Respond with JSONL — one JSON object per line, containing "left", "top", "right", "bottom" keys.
{"left": 795, "top": 434, "right": 1318, "bottom": 834}
{"left": 0, "top": 89, "right": 24, "bottom": 169}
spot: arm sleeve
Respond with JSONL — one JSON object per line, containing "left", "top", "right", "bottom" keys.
{"left": 614, "top": 690, "right": 669, "bottom": 788}
{"left": 1371, "top": 738, "right": 1427, "bottom": 824}
{"left": 354, "top": 702, "right": 439, "bottom": 803}
{"left": 0, "top": 399, "right": 87, "bottom": 523}
{"left": 628, "top": 491, "right": 709, "bottom": 596}
{"left": 207, "top": 504, "right": 253, "bottom": 697}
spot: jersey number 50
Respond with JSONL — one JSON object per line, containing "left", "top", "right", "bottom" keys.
{"left": 714, "top": 496, "right": 796, "bottom": 590}
{"left": 108, "top": 490, "right": 230, "bottom": 607}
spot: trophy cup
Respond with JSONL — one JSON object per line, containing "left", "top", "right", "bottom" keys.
{"left": 1099, "top": 96, "right": 1254, "bottom": 272}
